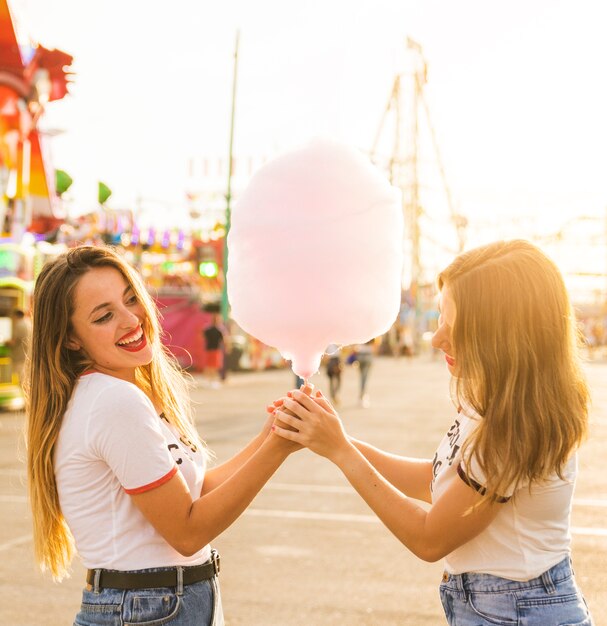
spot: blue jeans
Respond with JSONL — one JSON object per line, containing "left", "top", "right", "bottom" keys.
{"left": 439, "top": 557, "right": 593, "bottom": 625}
{"left": 74, "top": 566, "right": 223, "bottom": 626}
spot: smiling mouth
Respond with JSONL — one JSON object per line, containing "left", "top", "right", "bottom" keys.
{"left": 116, "top": 327, "right": 147, "bottom": 352}
{"left": 445, "top": 354, "right": 456, "bottom": 367}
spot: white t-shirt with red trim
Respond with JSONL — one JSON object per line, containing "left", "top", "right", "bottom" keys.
{"left": 54, "top": 372, "right": 211, "bottom": 570}
{"left": 431, "top": 411, "right": 576, "bottom": 581}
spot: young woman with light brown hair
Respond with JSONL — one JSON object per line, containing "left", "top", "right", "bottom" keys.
{"left": 26, "top": 245, "right": 302, "bottom": 626}
{"left": 274, "top": 240, "right": 594, "bottom": 625}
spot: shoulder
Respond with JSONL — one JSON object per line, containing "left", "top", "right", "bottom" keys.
{"left": 75, "top": 375, "right": 166, "bottom": 453}
{"left": 73, "top": 373, "right": 156, "bottom": 423}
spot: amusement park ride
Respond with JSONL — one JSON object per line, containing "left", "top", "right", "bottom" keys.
{"left": 0, "top": 0, "right": 73, "bottom": 408}
{"left": 370, "top": 38, "right": 468, "bottom": 351}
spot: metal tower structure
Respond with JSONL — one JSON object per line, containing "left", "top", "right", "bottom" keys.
{"left": 370, "top": 37, "right": 467, "bottom": 351}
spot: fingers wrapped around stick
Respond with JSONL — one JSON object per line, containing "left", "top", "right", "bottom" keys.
{"left": 311, "top": 389, "right": 339, "bottom": 416}
{"left": 273, "top": 411, "right": 304, "bottom": 433}
{"left": 286, "top": 390, "right": 320, "bottom": 414}
{"left": 270, "top": 383, "right": 314, "bottom": 433}
{"left": 271, "top": 388, "right": 349, "bottom": 460}
{"left": 272, "top": 392, "right": 323, "bottom": 444}
{"left": 271, "top": 393, "right": 313, "bottom": 441}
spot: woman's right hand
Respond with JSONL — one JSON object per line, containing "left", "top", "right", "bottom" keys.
{"left": 264, "top": 382, "right": 315, "bottom": 454}
{"left": 272, "top": 389, "right": 351, "bottom": 462}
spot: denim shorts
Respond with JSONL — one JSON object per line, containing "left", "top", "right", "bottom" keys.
{"left": 439, "top": 557, "right": 594, "bottom": 625}
{"left": 73, "top": 565, "right": 223, "bottom": 626}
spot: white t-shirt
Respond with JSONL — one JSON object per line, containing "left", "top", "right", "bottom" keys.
{"left": 54, "top": 372, "right": 211, "bottom": 570}
{"left": 431, "top": 411, "right": 576, "bottom": 581}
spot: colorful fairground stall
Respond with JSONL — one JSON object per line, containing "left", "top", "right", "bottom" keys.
{"left": 0, "top": 0, "right": 72, "bottom": 408}
{"left": 0, "top": 242, "right": 34, "bottom": 408}
{"left": 0, "top": 0, "right": 72, "bottom": 238}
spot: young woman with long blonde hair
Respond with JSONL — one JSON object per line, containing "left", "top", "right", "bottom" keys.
{"left": 273, "top": 240, "right": 594, "bottom": 625}
{"left": 26, "top": 245, "right": 302, "bottom": 626}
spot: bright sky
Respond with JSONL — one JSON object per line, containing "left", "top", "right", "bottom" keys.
{"left": 9, "top": 0, "right": 607, "bottom": 297}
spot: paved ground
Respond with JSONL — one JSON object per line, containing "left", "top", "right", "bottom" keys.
{"left": 1, "top": 355, "right": 606, "bottom": 625}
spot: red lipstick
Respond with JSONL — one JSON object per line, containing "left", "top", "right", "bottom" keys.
{"left": 116, "top": 327, "right": 147, "bottom": 352}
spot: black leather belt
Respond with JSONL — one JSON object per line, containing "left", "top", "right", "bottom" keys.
{"left": 86, "top": 550, "right": 220, "bottom": 590}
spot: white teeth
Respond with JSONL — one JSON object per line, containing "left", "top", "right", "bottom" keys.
{"left": 117, "top": 328, "right": 143, "bottom": 345}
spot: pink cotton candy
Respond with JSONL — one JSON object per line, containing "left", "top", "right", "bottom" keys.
{"left": 227, "top": 139, "right": 404, "bottom": 379}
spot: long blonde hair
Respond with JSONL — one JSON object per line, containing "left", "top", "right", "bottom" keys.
{"left": 25, "top": 245, "right": 203, "bottom": 580}
{"left": 438, "top": 240, "right": 589, "bottom": 503}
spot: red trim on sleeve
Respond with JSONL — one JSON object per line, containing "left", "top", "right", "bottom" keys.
{"left": 124, "top": 466, "right": 178, "bottom": 495}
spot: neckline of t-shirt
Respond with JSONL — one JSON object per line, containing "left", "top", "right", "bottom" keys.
{"left": 79, "top": 369, "right": 99, "bottom": 377}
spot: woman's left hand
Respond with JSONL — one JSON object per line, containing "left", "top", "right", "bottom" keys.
{"left": 261, "top": 388, "right": 300, "bottom": 438}
{"left": 260, "top": 409, "right": 276, "bottom": 439}
{"left": 272, "top": 389, "right": 350, "bottom": 462}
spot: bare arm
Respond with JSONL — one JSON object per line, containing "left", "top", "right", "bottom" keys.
{"left": 131, "top": 433, "right": 295, "bottom": 556}
{"left": 350, "top": 438, "right": 433, "bottom": 503}
{"left": 201, "top": 417, "right": 271, "bottom": 494}
{"left": 202, "top": 386, "right": 310, "bottom": 493}
{"left": 293, "top": 391, "right": 433, "bottom": 502}
{"left": 328, "top": 441, "right": 499, "bottom": 561}
{"left": 273, "top": 391, "right": 501, "bottom": 562}
{"left": 131, "top": 385, "right": 311, "bottom": 554}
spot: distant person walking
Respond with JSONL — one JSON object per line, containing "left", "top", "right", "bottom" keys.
{"left": 325, "top": 352, "right": 342, "bottom": 405}
{"left": 355, "top": 340, "right": 374, "bottom": 408}
{"left": 203, "top": 314, "right": 225, "bottom": 388}
{"left": 8, "top": 308, "right": 31, "bottom": 386}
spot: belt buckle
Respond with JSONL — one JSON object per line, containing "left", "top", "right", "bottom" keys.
{"left": 211, "top": 550, "right": 220, "bottom": 575}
